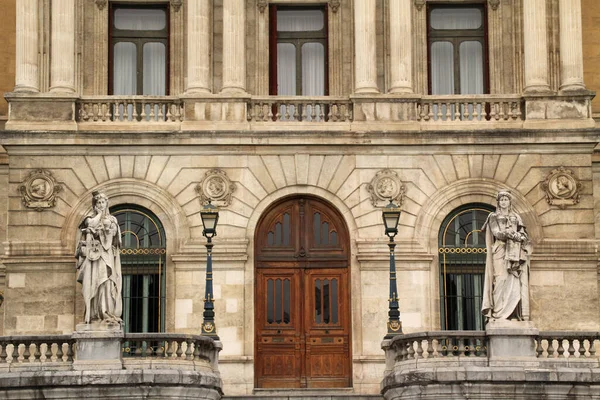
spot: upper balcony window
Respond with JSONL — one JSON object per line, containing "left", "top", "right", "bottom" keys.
{"left": 110, "top": 5, "right": 169, "bottom": 96}
{"left": 269, "top": 6, "right": 328, "bottom": 96}
{"left": 427, "top": 5, "right": 488, "bottom": 95}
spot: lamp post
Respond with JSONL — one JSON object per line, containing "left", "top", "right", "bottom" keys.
{"left": 200, "top": 201, "right": 219, "bottom": 339}
{"left": 382, "top": 200, "right": 402, "bottom": 338}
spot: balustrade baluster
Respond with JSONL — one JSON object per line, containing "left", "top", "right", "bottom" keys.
{"left": 327, "top": 104, "right": 334, "bottom": 121}
{"left": 66, "top": 342, "right": 74, "bottom": 362}
{"left": 472, "top": 103, "right": 479, "bottom": 120}
{"left": 427, "top": 103, "right": 434, "bottom": 121}
{"left": 193, "top": 340, "right": 200, "bottom": 360}
{"left": 454, "top": 102, "right": 460, "bottom": 121}
{"left": 33, "top": 342, "right": 41, "bottom": 362}
{"left": 293, "top": 104, "right": 300, "bottom": 121}
{"left": 427, "top": 339, "right": 434, "bottom": 358}
{"left": 407, "top": 341, "right": 415, "bottom": 360}
{"left": 23, "top": 342, "right": 31, "bottom": 362}
{"left": 462, "top": 102, "right": 469, "bottom": 121}
{"left": 498, "top": 102, "right": 505, "bottom": 120}
{"left": 568, "top": 339, "right": 576, "bottom": 357}
{"left": 579, "top": 339, "right": 587, "bottom": 358}
{"left": 457, "top": 340, "right": 466, "bottom": 357}
{"left": 416, "top": 340, "right": 424, "bottom": 359}
{"left": 176, "top": 340, "right": 184, "bottom": 359}
{"left": 167, "top": 104, "right": 173, "bottom": 121}
{"left": 547, "top": 339, "right": 555, "bottom": 358}
{"left": 158, "top": 104, "right": 165, "bottom": 121}
{"left": 589, "top": 338, "right": 597, "bottom": 357}
{"left": 436, "top": 338, "right": 445, "bottom": 357}
{"left": 0, "top": 343, "right": 6, "bottom": 363}
{"left": 56, "top": 343, "right": 64, "bottom": 362}
{"left": 344, "top": 105, "right": 351, "bottom": 121}
{"left": 557, "top": 339, "right": 565, "bottom": 358}
{"left": 536, "top": 338, "right": 544, "bottom": 358}
{"left": 185, "top": 339, "right": 193, "bottom": 361}
{"left": 12, "top": 344, "right": 19, "bottom": 363}
{"left": 444, "top": 103, "right": 450, "bottom": 121}
{"left": 45, "top": 343, "right": 53, "bottom": 361}
{"left": 145, "top": 342, "right": 153, "bottom": 357}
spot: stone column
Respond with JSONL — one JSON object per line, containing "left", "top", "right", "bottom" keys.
{"left": 221, "top": 0, "right": 246, "bottom": 94}
{"left": 186, "top": 1, "right": 211, "bottom": 94}
{"left": 523, "top": 0, "right": 550, "bottom": 93}
{"left": 14, "top": 0, "right": 39, "bottom": 92}
{"left": 354, "top": 0, "right": 379, "bottom": 93}
{"left": 559, "top": 0, "right": 585, "bottom": 91}
{"left": 50, "top": 0, "right": 76, "bottom": 93}
{"left": 389, "top": 0, "right": 412, "bottom": 93}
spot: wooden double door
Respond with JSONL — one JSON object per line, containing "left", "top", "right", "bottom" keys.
{"left": 255, "top": 197, "right": 352, "bottom": 388}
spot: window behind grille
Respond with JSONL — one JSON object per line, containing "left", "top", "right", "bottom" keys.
{"left": 438, "top": 204, "right": 493, "bottom": 331}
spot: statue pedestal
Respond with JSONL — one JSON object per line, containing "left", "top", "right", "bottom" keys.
{"left": 72, "top": 321, "right": 123, "bottom": 370}
{"left": 486, "top": 319, "right": 539, "bottom": 361}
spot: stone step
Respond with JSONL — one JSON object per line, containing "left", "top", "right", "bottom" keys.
{"left": 223, "top": 391, "right": 383, "bottom": 400}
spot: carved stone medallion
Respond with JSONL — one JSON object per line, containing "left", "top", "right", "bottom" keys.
{"left": 19, "top": 169, "right": 62, "bottom": 211}
{"left": 541, "top": 166, "right": 581, "bottom": 209}
{"left": 367, "top": 169, "right": 406, "bottom": 208}
{"left": 196, "top": 169, "right": 236, "bottom": 207}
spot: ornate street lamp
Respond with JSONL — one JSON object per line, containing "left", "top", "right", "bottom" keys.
{"left": 382, "top": 200, "right": 402, "bottom": 339}
{"left": 200, "top": 201, "right": 219, "bottom": 339}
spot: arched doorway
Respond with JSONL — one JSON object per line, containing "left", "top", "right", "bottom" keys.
{"left": 254, "top": 196, "right": 352, "bottom": 388}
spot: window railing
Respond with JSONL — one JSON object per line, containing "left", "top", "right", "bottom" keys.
{"left": 74, "top": 94, "right": 528, "bottom": 125}
{"left": 247, "top": 96, "right": 353, "bottom": 122}
{"left": 79, "top": 96, "right": 184, "bottom": 123}
{"left": 417, "top": 95, "right": 523, "bottom": 122}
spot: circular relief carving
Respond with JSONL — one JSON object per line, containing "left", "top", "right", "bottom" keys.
{"left": 549, "top": 173, "right": 576, "bottom": 199}
{"left": 19, "top": 169, "right": 62, "bottom": 211}
{"left": 196, "top": 169, "right": 237, "bottom": 207}
{"left": 541, "top": 166, "right": 581, "bottom": 209}
{"left": 203, "top": 175, "right": 228, "bottom": 201}
{"left": 367, "top": 169, "right": 406, "bottom": 208}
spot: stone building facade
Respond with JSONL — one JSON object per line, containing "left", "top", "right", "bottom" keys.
{"left": 1, "top": 0, "right": 600, "bottom": 396}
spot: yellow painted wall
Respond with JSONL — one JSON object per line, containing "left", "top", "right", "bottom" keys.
{"left": 0, "top": 0, "right": 15, "bottom": 120}
{"left": 583, "top": 0, "right": 600, "bottom": 113}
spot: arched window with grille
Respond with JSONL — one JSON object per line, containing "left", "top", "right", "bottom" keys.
{"left": 111, "top": 205, "right": 166, "bottom": 334}
{"left": 438, "top": 204, "right": 493, "bottom": 331}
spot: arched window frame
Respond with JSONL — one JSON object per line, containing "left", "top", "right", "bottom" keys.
{"left": 111, "top": 204, "right": 167, "bottom": 335}
{"left": 438, "top": 203, "right": 493, "bottom": 331}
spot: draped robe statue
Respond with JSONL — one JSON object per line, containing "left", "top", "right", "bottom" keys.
{"left": 481, "top": 191, "right": 531, "bottom": 322}
{"left": 75, "top": 191, "right": 122, "bottom": 324}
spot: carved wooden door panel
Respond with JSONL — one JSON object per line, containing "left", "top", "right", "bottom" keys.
{"left": 255, "top": 197, "right": 351, "bottom": 388}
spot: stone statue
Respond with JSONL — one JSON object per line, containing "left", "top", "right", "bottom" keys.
{"left": 75, "top": 190, "right": 123, "bottom": 325}
{"left": 481, "top": 191, "right": 531, "bottom": 322}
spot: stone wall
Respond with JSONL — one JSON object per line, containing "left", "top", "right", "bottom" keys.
{"left": 582, "top": 0, "right": 600, "bottom": 115}
{"left": 1, "top": 132, "right": 598, "bottom": 393}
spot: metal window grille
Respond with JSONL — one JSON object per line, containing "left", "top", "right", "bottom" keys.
{"left": 438, "top": 204, "right": 493, "bottom": 331}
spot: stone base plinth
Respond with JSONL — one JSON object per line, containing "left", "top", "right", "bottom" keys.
{"left": 486, "top": 320, "right": 539, "bottom": 360}
{"left": 72, "top": 322, "right": 123, "bottom": 370}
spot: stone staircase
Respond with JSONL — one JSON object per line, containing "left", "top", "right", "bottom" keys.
{"left": 223, "top": 389, "right": 383, "bottom": 400}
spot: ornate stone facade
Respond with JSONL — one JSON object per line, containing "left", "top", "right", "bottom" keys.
{"left": 0, "top": 0, "right": 599, "bottom": 397}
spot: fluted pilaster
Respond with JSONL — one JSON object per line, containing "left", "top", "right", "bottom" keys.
{"left": 354, "top": 0, "right": 379, "bottom": 93}
{"left": 14, "top": 0, "right": 39, "bottom": 92}
{"left": 523, "top": 0, "right": 551, "bottom": 93}
{"left": 221, "top": 0, "right": 246, "bottom": 94}
{"left": 559, "top": 0, "right": 585, "bottom": 91}
{"left": 389, "top": 0, "right": 412, "bottom": 93}
{"left": 187, "top": 1, "right": 211, "bottom": 93}
{"left": 50, "top": 0, "right": 75, "bottom": 93}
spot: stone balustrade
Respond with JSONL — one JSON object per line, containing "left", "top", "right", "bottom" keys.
{"left": 0, "top": 332, "right": 223, "bottom": 400}
{"left": 416, "top": 95, "right": 523, "bottom": 122}
{"left": 382, "top": 330, "right": 600, "bottom": 400}
{"left": 535, "top": 331, "right": 598, "bottom": 358}
{"left": 0, "top": 335, "right": 75, "bottom": 365}
{"left": 387, "top": 330, "right": 488, "bottom": 361}
{"left": 79, "top": 96, "right": 184, "bottom": 123}
{"left": 4, "top": 91, "right": 594, "bottom": 131}
{"left": 247, "top": 96, "right": 353, "bottom": 122}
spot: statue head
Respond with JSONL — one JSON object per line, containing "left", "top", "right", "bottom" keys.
{"left": 91, "top": 190, "right": 109, "bottom": 214}
{"left": 496, "top": 190, "right": 513, "bottom": 212}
